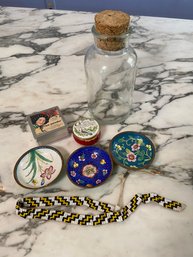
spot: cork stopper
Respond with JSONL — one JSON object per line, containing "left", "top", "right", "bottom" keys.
{"left": 94, "top": 10, "right": 130, "bottom": 51}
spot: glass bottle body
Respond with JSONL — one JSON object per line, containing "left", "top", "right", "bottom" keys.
{"left": 84, "top": 31, "right": 137, "bottom": 124}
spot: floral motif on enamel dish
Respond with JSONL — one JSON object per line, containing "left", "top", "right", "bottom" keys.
{"left": 40, "top": 165, "right": 55, "bottom": 186}
{"left": 131, "top": 143, "right": 140, "bottom": 151}
{"left": 23, "top": 150, "right": 55, "bottom": 186}
{"left": 70, "top": 171, "right": 76, "bottom": 177}
{"left": 78, "top": 154, "right": 85, "bottom": 161}
{"left": 91, "top": 152, "right": 98, "bottom": 159}
{"left": 96, "top": 179, "right": 102, "bottom": 185}
{"left": 82, "top": 164, "right": 98, "bottom": 178}
{"left": 40, "top": 165, "right": 55, "bottom": 180}
{"left": 112, "top": 134, "right": 154, "bottom": 168}
{"left": 102, "top": 169, "right": 108, "bottom": 176}
{"left": 127, "top": 152, "right": 137, "bottom": 162}
{"left": 76, "top": 179, "right": 85, "bottom": 185}
{"left": 100, "top": 159, "right": 106, "bottom": 165}
{"left": 73, "top": 162, "right": 79, "bottom": 168}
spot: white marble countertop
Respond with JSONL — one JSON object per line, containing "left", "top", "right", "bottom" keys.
{"left": 0, "top": 6, "right": 193, "bottom": 257}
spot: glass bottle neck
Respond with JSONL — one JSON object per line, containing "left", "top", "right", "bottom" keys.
{"left": 93, "top": 44, "right": 131, "bottom": 56}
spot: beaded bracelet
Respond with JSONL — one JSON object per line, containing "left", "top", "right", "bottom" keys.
{"left": 16, "top": 193, "right": 185, "bottom": 226}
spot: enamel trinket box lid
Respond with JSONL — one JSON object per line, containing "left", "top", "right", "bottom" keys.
{"left": 72, "top": 118, "right": 100, "bottom": 145}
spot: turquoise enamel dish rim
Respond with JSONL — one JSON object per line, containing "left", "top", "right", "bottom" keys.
{"left": 109, "top": 131, "right": 155, "bottom": 170}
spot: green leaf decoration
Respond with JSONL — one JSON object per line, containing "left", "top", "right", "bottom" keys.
{"left": 23, "top": 150, "right": 52, "bottom": 184}
{"left": 74, "top": 125, "right": 98, "bottom": 137}
{"left": 26, "top": 161, "right": 36, "bottom": 177}
{"left": 23, "top": 151, "right": 36, "bottom": 170}
{"left": 137, "top": 138, "right": 143, "bottom": 144}
{"left": 128, "top": 136, "right": 136, "bottom": 142}
{"left": 118, "top": 138, "right": 125, "bottom": 143}
{"left": 23, "top": 159, "right": 33, "bottom": 171}
{"left": 22, "top": 151, "right": 38, "bottom": 184}
{"left": 123, "top": 159, "right": 129, "bottom": 166}
{"left": 35, "top": 151, "right": 52, "bottom": 163}
{"left": 28, "top": 166, "right": 37, "bottom": 184}
{"left": 126, "top": 148, "right": 130, "bottom": 154}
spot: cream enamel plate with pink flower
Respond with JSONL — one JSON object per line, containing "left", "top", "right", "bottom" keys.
{"left": 109, "top": 131, "right": 155, "bottom": 169}
{"left": 14, "top": 146, "right": 64, "bottom": 189}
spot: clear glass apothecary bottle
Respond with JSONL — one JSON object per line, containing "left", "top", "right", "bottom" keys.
{"left": 84, "top": 25, "right": 137, "bottom": 124}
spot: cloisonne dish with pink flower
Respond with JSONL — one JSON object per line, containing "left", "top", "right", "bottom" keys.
{"left": 14, "top": 146, "right": 64, "bottom": 189}
{"left": 67, "top": 146, "right": 113, "bottom": 188}
{"left": 109, "top": 131, "right": 155, "bottom": 169}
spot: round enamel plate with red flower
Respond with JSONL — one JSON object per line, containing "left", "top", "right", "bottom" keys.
{"left": 14, "top": 146, "right": 64, "bottom": 189}
{"left": 109, "top": 131, "right": 155, "bottom": 169}
{"left": 67, "top": 146, "right": 113, "bottom": 188}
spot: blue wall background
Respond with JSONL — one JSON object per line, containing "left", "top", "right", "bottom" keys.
{"left": 0, "top": 0, "right": 193, "bottom": 19}
{"left": 0, "top": 0, "right": 45, "bottom": 9}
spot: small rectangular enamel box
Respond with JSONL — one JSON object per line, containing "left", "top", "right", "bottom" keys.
{"left": 27, "top": 106, "right": 69, "bottom": 145}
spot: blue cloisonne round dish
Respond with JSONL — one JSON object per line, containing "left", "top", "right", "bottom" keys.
{"left": 109, "top": 131, "right": 155, "bottom": 169}
{"left": 67, "top": 146, "right": 113, "bottom": 188}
